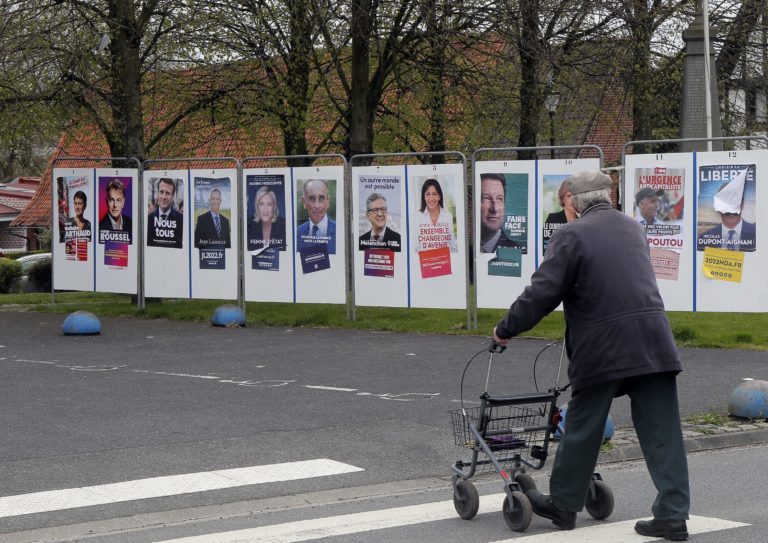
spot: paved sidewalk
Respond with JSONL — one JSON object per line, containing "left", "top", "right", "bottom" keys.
{"left": 598, "top": 417, "right": 768, "bottom": 463}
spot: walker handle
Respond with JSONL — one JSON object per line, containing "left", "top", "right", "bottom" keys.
{"left": 488, "top": 340, "right": 506, "bottom": 354}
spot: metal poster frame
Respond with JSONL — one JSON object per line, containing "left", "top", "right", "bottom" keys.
{"left": 51, "top": 156, "right": 142, "bottom": 305}
{"left": 349, "top": 151, "right": 470, "bottom": 329}
{"left": 142, "top": 157, "right": 241, "bottom": 310}
{"left": 622, "top": 135, "right": 768, "bottom": 312}
{"left": 242, "top": 154, "right": 349, "bottom": 319}
{"left": 470, "top": 145, "right": 605, "bottom": 329}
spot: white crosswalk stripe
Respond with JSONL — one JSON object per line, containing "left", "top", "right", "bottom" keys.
{"left": 0, "top": 459, "right": 363, "bottom": 518}
{"left": 151, "top": 493, "right": 750, "bottom": 543}
{"left": 491, "top": 515, "right": 750, "bottom": 542}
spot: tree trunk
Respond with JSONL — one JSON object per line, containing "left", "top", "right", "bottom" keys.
{"left": 349, "top": 0, "right": 374, "bottom": 159}
{"left": 424, "top": 0, "right": 447, "bottom": 163}
{"left": 107, "top": 1, "right": 145, "bottom": 167}
{"left": 282, "top": 0, "right": 312, "bottom": 167}
{"left": 516, "top": 0, "right": 541, "bottom": 159}
{"left": 629, "top": 0, "right": 653, "bottom": 141}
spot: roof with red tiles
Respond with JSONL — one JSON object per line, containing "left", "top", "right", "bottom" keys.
{"left": 13, "top": 65, "right": 633, "bottom": 228}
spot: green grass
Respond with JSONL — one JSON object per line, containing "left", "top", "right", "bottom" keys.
{"left": 2, "top": 292, "right": 767, "bottom": 350}
{"left": 683, "top": 411, "right": 735, "bottom": 427}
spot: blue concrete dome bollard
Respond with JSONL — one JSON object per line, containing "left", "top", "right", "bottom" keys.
{"left": 728, "top": 379, "right": 768, "bottom": 419}
{"left": 555, "top": 403, "right": 615, "bottom": 441}
{"left": 211, "top": 304, "right": 246, "bottom": 327}
{"left": 62, "top": 311, "right": 101, "bottom": 335}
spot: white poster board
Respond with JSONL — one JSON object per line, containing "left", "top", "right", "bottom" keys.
{"left": 93, "top": 168, "right": 139, "bottom": 294}
{"left": 190, "top": 168, "right": 238, "bottom": 300}
{"left": 474, "top": 161, "right": 536, "bottom": 309}
{"left": 352, "top": 165, "right": 408, "bottom": 307}
{"left": 538, "top": 158, "right": 601, "bottom": 262}
{"left": 624, "top": 153, "right": 695, "bottom": 311}
{"left": 143, "top": 170, "right": 189, "bottom": 299}
{"left": 407, "top": 163, "right": 468, "bottom": 309}
{"left": 293, "top": 166, "right": 346, "bottom": 304}
{"left": 243, "top": 167, "right": 294, "bottom": 303}
{"left": 694, "top": 150, "right": 768, "bottom": 312}
{"left": 53, "top": 168, "right": 95, "bottom": 292}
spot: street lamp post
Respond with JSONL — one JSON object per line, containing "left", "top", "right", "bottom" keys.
{"left": 544, "top": 92, "right": 560, "bottom": 159}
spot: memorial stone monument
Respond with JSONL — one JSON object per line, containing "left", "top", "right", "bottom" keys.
{"left": 680, "top": 9, "right": 723, "bottom": 152}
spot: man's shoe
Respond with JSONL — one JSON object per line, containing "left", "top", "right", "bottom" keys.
{"left": 634, "top": 518, "right": 689, "bottom": 541}
{"left": 525, "top": 490, "right": 576, "bottom": 530}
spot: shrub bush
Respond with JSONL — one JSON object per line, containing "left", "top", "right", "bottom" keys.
{"left": 0, "top": 258, "right": 22, "bottom": 293}
{"left": 27, "top": 258, "right": 52, "bottom": 292}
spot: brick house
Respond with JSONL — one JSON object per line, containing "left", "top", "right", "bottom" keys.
{"left": 0, "top": 177, "right": 42, "bottom": 253}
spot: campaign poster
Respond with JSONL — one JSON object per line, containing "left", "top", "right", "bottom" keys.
{"left": 296, "top": 177, "right": 337, "bottom": 273}
{"left": 57, "top": 175, "right": 92, "bottom": 261}
{"left": 97, "top": 175, "right": 133, "bottom": 267}
{"left": 479, "top": 172, "right": 527, "bottom": 277}
{"left": 246, "top": 174, "right": 287, "bottom": 271}
{"left": 634, "top": 166, "right": 685, "bottom": 279}
{"left": 411, "top": 174, "right": 458, "bottom": 279}
{"left": 146, "top": 176, "right": 185, "bottom": 249}
{"left": 193, "top": 177, "right": 232, "bottom": 269}
{"left": 697, "top": 164, "right": 756, "bottom": 253}
{"left": 478, "top": 172, "right": 527, "bottom": 257}
{"left": 358, "top": 174, "right": 402, "bottom": 277}
{"left": 541, "top": 174, "right": 575, "bottom": 253}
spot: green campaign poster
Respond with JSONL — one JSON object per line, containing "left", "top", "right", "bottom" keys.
{"left": 502, "top": 173, "right": 528, "bottom": 252}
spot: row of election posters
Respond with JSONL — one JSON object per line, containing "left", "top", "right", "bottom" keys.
{"left": 52, "top": 151, "right": 767, "bottom": 313}
{"left": 625, "top": 150, "right": 766, "bottom": 311}
{"left": 53, "top": 166, "right": 347, "bottom": 304}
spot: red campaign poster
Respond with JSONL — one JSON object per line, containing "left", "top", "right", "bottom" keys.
{"left": 363, "top": 249, "right": 395, "bottom": 278}
{"left": 418, "top": 246, "right": 451, "bottom": 278}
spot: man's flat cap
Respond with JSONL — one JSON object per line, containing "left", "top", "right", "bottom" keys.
{"left": 566, "top": 171, "right": 612, "bottom": 195}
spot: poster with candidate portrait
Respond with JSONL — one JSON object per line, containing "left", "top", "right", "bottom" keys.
{"left": 697, "top": 164, "right": 756, "bottom": 253}
{"left": 694, "top": 150, "right": 767, "bottom": 312}
{"left": 94, "top": 169, "right": 138, "bottom": 294}
{"left": 358, "top": 175, "right": 402, "bottom": 255}
{"left": 190, "top": 169, "right": 238, "bottom": 301}
{"left": 408, "top": 163, "right": 467, "bottom": 310}
{"left": 536, "top": 158, "right": 600, "bottom": 262}
{"left": 294, "top": 166, "right": 346, "bottom": 304}
{"left": 143, "top": 169, "right": 189, "bottom": 299}
{"left": 542, "top": 174, "right": 572, "bottom": 254}
{"left": 475, "top": 161, "right": 536, "bottom": 309}
{"left": 624, "top": 153, "right": 695, "bottom": 311}
{"left": 53, "top": 168, "right": 95, "bottom": 292}
{"left": 352, "top": 165, "right": 408, "bottom": 307}
{"left": 246, "top": 174, "right": 287, "bottom": 276}
{"left": 146, "top": 176, "right": 185, "bottom": 249}
{"left": 243, "top": 167, "right": 294, "bottom": 303}
{"left": 193, "top": 176, "right": 232, "bottom": 270}
{"left": 634, "top": 166, "right": 686, "bottom": 280}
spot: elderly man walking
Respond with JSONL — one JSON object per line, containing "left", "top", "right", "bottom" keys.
{"left": 493, "top": 171, "right": 690, "bottom": 541}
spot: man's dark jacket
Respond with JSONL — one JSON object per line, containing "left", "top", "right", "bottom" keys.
{"left": 496, "top": 203, "right": 681, "bottom": 390}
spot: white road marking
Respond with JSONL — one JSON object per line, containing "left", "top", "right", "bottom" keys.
{"left": 152, "top": 494, "right": 750, "bottom": 543}
{"left": 491, "top": 515, "right": 750, "bottom": 542}
{"left": 0, "top": 459, "right": 363, "bottom": 519}
{"left": 304, "top": 385, "right": 358, "bottom": 392}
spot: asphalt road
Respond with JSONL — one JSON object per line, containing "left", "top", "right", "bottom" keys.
{"left": 1, "top": 310, "right": 766, "bottom": 538}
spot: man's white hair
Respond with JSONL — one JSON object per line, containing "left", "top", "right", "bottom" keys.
{"left": 571, "top": 189, "right": 611, "bottom": 213}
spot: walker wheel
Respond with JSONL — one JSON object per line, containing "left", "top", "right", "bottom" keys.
{"left": 514, "top": 472, "right": 536, "bottom": 493}
{"left": 502, "top": 491, "right": 532, "bottom": 532}
{"left": 453, "top": 480, "right": 480, "bottom": 520}
{"left": 585, "top": 479, "right": 614, "bottom": 520}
